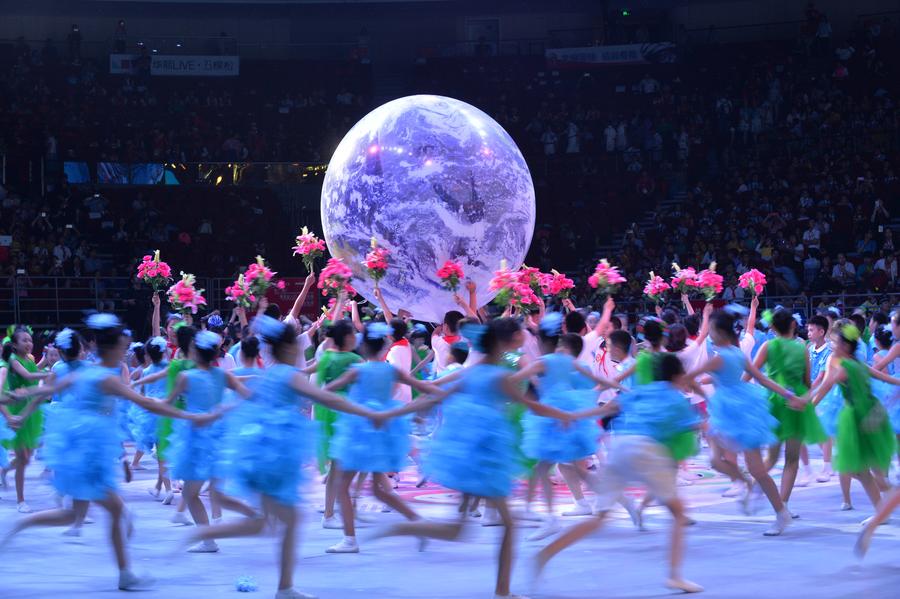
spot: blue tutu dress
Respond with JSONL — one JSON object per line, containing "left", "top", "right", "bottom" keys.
{"left": 128, "top": 361, "right": 168, "bottom": 453}
{"left": 522, "top": 353, "right": 598, "bottom": 463}
{"left": 330, "top": 361, "right": 411, "bottom": 473}
{"left": 870, "top": 350, "right": 900, "bottom": 433}
{"left": 221, "top": 363, "right": 315, "bottom": 506}
{"left": 170, "top": 368, "right": 226, "bottom": 482}
{"left": 42, "top": 359, "right": 84, "bottom": 473}
{"left": 707, "top": 345, "right": 778, "bottom": 451}
{"left": 426, "top": 363, "right": 517, "bottom": 498}
{"left": 46, "top": 365, "right": 124, "bottom": 501}
{"left": 614, "top": 381, "right": 702, "bottom": 455}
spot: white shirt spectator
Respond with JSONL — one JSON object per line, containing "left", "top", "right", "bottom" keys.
{"left": 386, "top": 340, "right": 412, "bottom": 403}
{"left": 832, "top": 261, "right": 856, "bottom": 284}
{"left": 802, "top": 226, "right": 821, "bottom": 249}
{"left": 639, "top": 76, "right": 660, "bottom": 94}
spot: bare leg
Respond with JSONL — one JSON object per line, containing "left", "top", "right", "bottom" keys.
{"left": 14, "top": 448, "right": 31, "bottom": 503}
{"left": 765, "top": 442, "right": 782, "bottom": 471}
{"left": 3, "top": 506, "right": 78, "bottom": 542}
{"left": 373, "top": 495, "right": 467, "bottom": 542}
{"left": 857, "top": 487, "right": 900, "bottom": 557}
{"left": 131, "top": 451, "right": 144, "bottom": 468}
{"left": 840, "top": 473, "right": 853, "bottom": 506}
{"left": 537, "top": 512, "right": 607, "bottom": 571}
{"left": 664, "top": 497, "right": 686, "bottom": 579}
{"left": 263, "top": 496, "right": 299, "bottom": 592}
{"left": 558, "top": 463, "right": 585, "bottom": 502}
{"left": 711, "top": 441, "right": 749, "bottom": 484}
{"left": 492, "top": 498, "right": 515, "bottom": 597}
{"left": 745, "top": 449, "right": 785, "bottom": 513}
{"left": 534, "top": 462, "right": 554, "bottom": 513}
{"left": 210, "top": 486, "right": 257, "bottom": 518}
{"left": 323, "top": 461, "right": 340, "bottom": 519}
{"left": 337, "top": 470, "right": 356, "bottom": 537}
{"left": 182, "top": 481, "right": 210, "bottom": 526}
{"left": 189, "top": 513, "right": 265, "bottom": 544}
{"left": 372, "top": 473, "right": 419, "bottom": 521}
{"left": 854, "top": 470, "right": 882, "bottom": 509}
{"left": 95, "top": 494, "right": 127, "bottom": 570}
{"left": 780, "top": 439, "right": 801, "bottom": 503}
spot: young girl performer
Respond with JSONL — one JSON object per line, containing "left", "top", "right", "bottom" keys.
{"left": 323, "top": 322, "right": 444, "bottom": 553}
{"left": 515, "top": 314, "right": 622, "bottom": 541}
{"left": 687, "top": 311, "right": 799, "bottom": 535}
{"left": 807, "top": 322, "right": 898, "bottom": 523}
{"left": 2, "top": 314, "right": 221, "bottom": 591}
{"left": 2, "top": 327, "right": 53, "bottom": 512}
{"left": 184, "top": 315, "right": 393, "bottom": 599}
{"left": 136, "top": 337, "right": 170, "bottom": 498}
{"left": 535, "top": 353, "right": 703, "bottom": 594}
{"left": 369, "top": 318, "right": 574, "bottom": 599}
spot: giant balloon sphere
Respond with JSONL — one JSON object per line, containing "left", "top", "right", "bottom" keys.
{"left": 320, "top": 95, "right": 536, "bottom": 322}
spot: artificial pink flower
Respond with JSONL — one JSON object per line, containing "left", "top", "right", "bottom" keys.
{"left": 136, "top": 250, "right": 173, "bottom": 292}
{"left": 292, "top": 226, "right": 326, "bottom": 273}
{"left": 167, "top": 272, "right": 206, "bottom": 315}
{"left": 670, "top": 263, "right": 700, "bottom": 295}
{"left": 318, "top": 257, "right": 355, "bottom": 298}
{"left": 738, "top": 269, "right": 767, "bottom": 296}
{"left": 643, "top": 272, "right": 671, "bottom": 304}
{"left": 588, "top": 259, "right": 627, "bottom": 296}
{"left": 538, "top": 270, "right": 575, "bottom": 299}
{"left": 696, "top": 263, "right": 724, "bottom": 301}
{"left": 363, "top": 238, "right": 390, "bottom": 285}
{"left": 437, "top": 260, "right": 465, "bottom": 292}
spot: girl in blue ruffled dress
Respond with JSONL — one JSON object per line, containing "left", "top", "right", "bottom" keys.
{"left": 686, "top": 311, "right": 800, "bottom": 536}
{"left": 3, "top": 314, "right": 220, "bottom": 591}
{"left": 183, "top": 316, "right": 396, "bottom": 599}
{"left": 370, "top": 318, "right": 574, "bottom": 599}
{"left": 514, "top": 313, "right": 622, "bottom": 541}
{"left": 134, "top": 337, "right": 170, "bottom": 498}
{"left": 323, "top": 322, "right": 444, "bottom": 554}
{"left": 870, "top": 325, "right": 900, "bottom": 471}
{"left": 165, "top": 330, "right": 256, "bottom": 553}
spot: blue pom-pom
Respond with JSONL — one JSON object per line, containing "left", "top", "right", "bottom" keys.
{"left": 235, "top": 576, "right": 258, "bottom": 592}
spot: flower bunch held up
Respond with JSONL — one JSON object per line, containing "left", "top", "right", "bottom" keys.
{"left": 318, "top": 257, "right": 355, "bottom": 299}
{"left": 136, "top": 250, "right": 173, "bottom": 292}
{"left": 697, "top": 262, "right": 724, "bottom": 301}
{"left": 539, "top": 269, "right": 575, "bottom": 299}
{"left": 489, "top": 260, "right": 541, "bottom": 315}
{"left": 292, "top": 226, "right": 326, "bottom": 274}
{"left": 168, "top": 272, "right": 207, "bottom": 315}
{"left": 670, "top": 263, "right": 699, "bottom": 295}
{"left": 245, "top": 255, "right": 284, "bottom": 304}
{"left": 643, "top": 271, "right": 671, "bottom": 304}
{"left": 225, "top": 274, "right": 253, "bottom": 309}
{"left": 436, "top": 260, "right": 465, "bottom": 293}
{"left": 363, "top": 238, "right": 390, "bottom": 288}
{"left": 738, "top": 268, "right": 767, "bottom": 297}
{"left": 517, "top": 265, "right": 544, "bottom": 294}
{"left": 588, "top": 259, "right": 627, "bottom": 297}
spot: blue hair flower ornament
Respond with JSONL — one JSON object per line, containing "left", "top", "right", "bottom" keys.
{"left": 55, "top": 328, "right": 76, "bottom": 351}
{"left": 256, "top": 315, "right": 287, "bottom": 343}
{"left": 86, "top": 313, "right": 122, "bottom": 330}
{"left": 366, "top": 322, "right": 393, "bottom": 340}
{"left": 148, "top": 336, "right": 168, "bottom": 352}
{"left": 194, "top": 330, "right": 222, "bottom": 350}
{"left": 207, "top": 314, "right": 224, "bottom": 329}
{"left": 539, "top": 312, "right": 564, "bottom": 336}
{"left": 461, "top": 323, "right": 487, "bottom": 354}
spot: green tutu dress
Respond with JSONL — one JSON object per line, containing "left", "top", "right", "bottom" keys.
{"left": 765, "top": 338, "right": 826, "bottom": 444}
{"left": 833, "top": 359, "right": 897, "bottom": 473}
{"left": 3, "top": 355, "right": 43, "bottom": 450}
{"left": 156, "top": 358, "right": 193, "bottom": 461}
{"left": 317, "top": 350, "right": 363, "bottom": 473}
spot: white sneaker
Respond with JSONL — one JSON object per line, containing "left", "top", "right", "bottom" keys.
{"left": 665, "top": 578, "right": 704, "bottom": 593}
{"left": 171, "top": 512, "right": 193, "bottom": 526}
{"left": 467, "top": 508, "right": 482, "bottom": 519}
{"left": 841, "top": 502, "right": 854, "bottom": 511}
{"left": 162, "top": 491, "right": 175, "bottom": 505}
{"left": 321, "top": 515, "right": 343, "bottom": 530}
{"left": 148, "top": 488, "right": 162, "bottom": 501}
{"left": 561, "top": 499, "right": 592, "bottom": 517}
{"left": 118, "top": 570, "right": 155, "bottom": 591}
{"left": 274, "top": 589, "right": 318, "bottom": 599}
{"left": 187, "top": 540, "right": 219, "bottom": 553}
{"left": 795, "top": 470, "right": 811, "bottom": 488}
{"left": 527, "top": 518, "right": 560, "bottom": 542}
{"left": 763, "top": 509, "right": 792, "bottom": 536}
{"left": 482, "top": 510, "right": 502, "bottom": 527}
{"left": 62, "top": 526, "right": 82, "bottom": 537}
{"left": 860, "top": 516, "right": 890, "bottom": 527}
{"left": 816, "top": 467, "right": 833, "bottom": 483}
{"left": 16, "top": 502, "right": 31, "bottom": 514}
{"left": 326, "top": 538, "right": 359, "bottom": 553}
{"left": 722, "top": 482, "right": 744, "bottom": 498}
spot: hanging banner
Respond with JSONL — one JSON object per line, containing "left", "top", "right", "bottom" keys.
{"left": 545, "top": 42, "right": 677, "bottom": 68}
{"left": 266, "top": 277, "right": 320, "bottom": 320}
{"left": 110, "top": 54, "right": 240, "bottom": 76}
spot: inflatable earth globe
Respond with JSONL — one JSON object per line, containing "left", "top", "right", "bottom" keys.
{"left": 320, "top": 94, "right": 536, "bottom": 322}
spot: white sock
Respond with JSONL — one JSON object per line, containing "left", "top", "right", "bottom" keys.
{"left": 344, "top": 535, "right": 356, "bottom": 544}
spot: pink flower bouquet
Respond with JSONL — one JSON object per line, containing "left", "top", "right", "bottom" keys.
{"left": 588, "top": 259, "right": 627, "bottom": 296}
{"left": 516, "top": 265, "right": 544, "bottom": 294}
{"left": 738, "top": 268, "right": 767, "bottom": 296}
{"left": 225, "top": 274, "right": 253, "bottom": 309}
{"left": 292, "top": 226, "right": 326, "bottom": 273}
{"left": 244, "top": 255, "right": 284, "bottom": 303}
{"left": 539, "top": 270, "right": 575, "bottom": 299}
{"left": 363, "top": 238, "right": 390, "bottom": 287}
{"left": 318, "top": 257, "right": 354, "bottom": 299}
{"left": 167, "top": 272, "right": 207, "bottom": 315}
{"left": 697, "top": 262, "right": 724, "bottom": 301}
{"left": 490, "top": 260, "right": 541, "bottom": 314}
{"left": 437, "top": 260, "right": 465, "bottom": 292}
{"left": 136, "top": 250, "right": 173, "bottom": 292}
{"left": 643, "top": 271, "right": 671, "bottom": 304}
{"left": 670, "top": 263, "right": 699, "bottom": 295}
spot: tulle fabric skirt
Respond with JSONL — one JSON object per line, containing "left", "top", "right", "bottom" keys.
{"left": 770, "top": 393, "right": 826, "bottom": 444}
{"left": 43, "top": 407, "right": 121, "bottom": 501}
{"left": 330, "top": 398, "right": 410, "bottom": 473}
{"left": 709, "top": 383, "right": 778, "bottom": 451}
{"left": 834, "top": 399, "right": 897, "bottom": 473}
{"left": 522, "top": 389, "right": 597, "bottom": 463}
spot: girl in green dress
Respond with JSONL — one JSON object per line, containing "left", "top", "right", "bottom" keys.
{"left": 2, "top": 328, "right": 53, "bottom": 512}
{"left": 316, "top": 320, "right": 363, "bottom": 529}
{"left": 808, "top": 322, "right": 898, "bottom": 527}
{"left": 752, "top": 309, "right": 824, "bottom": 507}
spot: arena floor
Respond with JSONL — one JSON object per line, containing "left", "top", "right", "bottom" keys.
{"left": 2, "top": 448, "right": 899, "bottom": 599}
